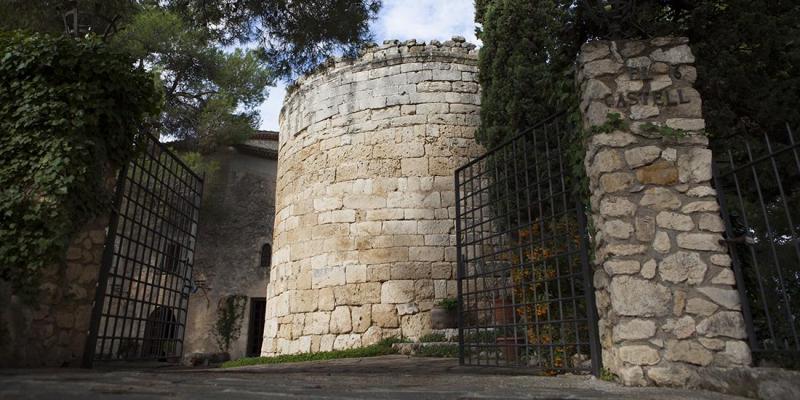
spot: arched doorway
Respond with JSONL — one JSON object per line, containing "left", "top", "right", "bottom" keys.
{"left": 143, "top": 306, "right": 179, "bottom": 361}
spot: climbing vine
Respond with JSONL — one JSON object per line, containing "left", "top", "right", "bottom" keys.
{"left": 0, "top": 32, "right": 161, "bottom": 301}
{"left": 213, "top": 295, "right": 248, "bottom": 353}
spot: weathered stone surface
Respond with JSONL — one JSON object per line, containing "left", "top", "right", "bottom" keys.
{"left": 687, "top": 186, "right": 716, "bottom": 198}
{"left": 600, "top": 197, "right": 637, "bottom": 217}
{"left": 304, "top": 312, "right": 331, "bottom": 335}
{"left": 635, "top": 160, "right": 678, "bottom": 185}
{"left": 605, "top": 260, "right": 641, "bottom": 275}
{"left": 666, "top": 339, "right": 713, "bottom": 366}
{"left": 676, "top": 233, "right": 725, "bottom": 252}
{"left": 650, "top": 45, "right": 695, "bottom": 64}
{"left": 629, "top": 105, "right": 660, "bottom": 120}
{"left": 330, "top": 306, "right": 352, "bottom": 334}
{"left": 591, "top": 131, "right": 637, "bottom": 148}
{"left": 666, "top": 315, "right": 696, "bottom": 339}
{"left": 686, "top": 298, "right": 719, "bottom": 316}
{"left": 710, "top": 269, "right": 736, "bottom": 285}
{"left": 618, "top": 365, "right": 647, "bottom": 386}
{"left": 625, "top": 146, "right": 662, "bottom": 168}
{"left": 653, "top": 231, "right": 671, "bottom": 253}
{"left": 634, "top": 213, "right": 655, "bottom": 242}
{"left": 656, "top": 212, "right": 694, "bottom": 231}
{"left": 618, "top": 345, "right": 660, "bottom": 365}
{"left": 372, "top": 304, "right": 399, "bottom": 328}
{"left": 697, "top": 287, "right": 740, "bottom": 310}
{"left": 709, "top": 254, "right": 732, "bottom": 267}
{"left": 610, "top": 276, "right": 672, "bottom": 317}
{"left": 682, "top": 201, "right": 719, "bottom": 214}
{"left": 613, "top": 319, "right": 656, "bottom": 341}
{"left": 579, "top": 41, "right": 610, "bottom": 63}
{"left": 647, "top": 365, "right": 695, "bottom": 387}
{"left": 678, "top": 148, "right": 712, "bottom": 183}
{"left": 604, "top": 220, "right": 634, "bottom": 239}
{"left": 381, "top": 281, "right": 415, "bottom": 304}
{"left": 589, "top": 149, "right": 625, "bottom": 175}
{"left": 720, "top": 340, "right": 751, "bottom": 366}
{"left": 600, "top": 172, "right": 635, "bottom": 193}
{"left": 578, "top": 38, "right": 749, "bottom": 382}
{"left": 697, "top": 214, "right": 725, "bottom": 232}
{"left": 639, "top": 188, "right": 681, "bottom": 210}
{"left": 584, "top": 59, "right": 623, "bottom": 78}
{"left": 640, "top": 259, "right": 657, "bottom": 279}
{"left": 696, "top": 311, "right": 747, "bottom": 339}
{"left": 658, "top": 251, "right": 706, "bottom": 284}
{"left": 606, "top": 244, "right": 647, "bottom": 256}
{"left": 351, "top": 305, "right": 371, "bottom": 333}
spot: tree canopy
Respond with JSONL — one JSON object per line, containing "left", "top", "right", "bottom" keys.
{"left": 0, "top": 0, "right": 381, "bottom": 150}
{"left": 475, "top": 0, "right": 800, "bottom": 147}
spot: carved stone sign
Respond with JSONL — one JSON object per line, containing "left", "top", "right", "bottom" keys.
{"left": 603, "top": 64, "right": 691, "bottom": 109}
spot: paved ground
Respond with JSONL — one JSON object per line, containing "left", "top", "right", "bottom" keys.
{"left": 0, "top": 355, "right": 749, "bottom": 399}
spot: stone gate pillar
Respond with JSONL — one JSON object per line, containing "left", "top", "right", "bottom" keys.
{"left": 577, "top": 37, "right": 751, "bottom": 386}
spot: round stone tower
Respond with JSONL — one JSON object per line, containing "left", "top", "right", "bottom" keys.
{"left": 262, "top": 37, "right": 482, "bottom": 355}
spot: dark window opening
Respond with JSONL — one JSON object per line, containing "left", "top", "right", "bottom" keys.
{"left": 247, "top": 298, "right": 267, "bottom": 357}
{"left": 163, "top": 241, "right": 182, "bottom": 273}
{"left": 260, "top": 243, "right": 272, "bottom": 267}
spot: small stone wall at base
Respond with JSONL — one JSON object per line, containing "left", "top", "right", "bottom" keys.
{"left": 577, "top": 37, "right": 751, "bottom": 386}
{"left": 0, "top": 215, "right": 107, "bottom": 367}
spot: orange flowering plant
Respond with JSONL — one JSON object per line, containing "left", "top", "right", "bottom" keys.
{"left": 503, "top": 215, "right": 586, "bottom": 373}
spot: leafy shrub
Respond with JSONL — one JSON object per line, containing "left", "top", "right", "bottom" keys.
{"left": 435, "top": 298, "right": 458, "bottom": 312}
{"left": 0, "top": 32, "right": 160, "bottom": 301}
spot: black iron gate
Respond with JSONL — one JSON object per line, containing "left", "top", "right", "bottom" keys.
{"left": 713, "top": 124, "right": 800, "bottom": 368}
{"left": 83, "top": 134, "right": 203, "bottom": 367}
{"left": 454, "top": 114, "right": 601, "bottom": 374}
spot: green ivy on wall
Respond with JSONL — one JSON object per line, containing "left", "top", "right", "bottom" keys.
{"left": 0, "top": 32, "right": 161, "bottom": 301}
{"left": 213, "top": 295, "right": 248, "bottom": 353}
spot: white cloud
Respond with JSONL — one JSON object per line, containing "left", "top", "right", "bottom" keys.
{"left": 257, "top": 0, "right": 477, "bottom": 130}
{"left": 371, "top": 0, "right": 478, "bottom": 44}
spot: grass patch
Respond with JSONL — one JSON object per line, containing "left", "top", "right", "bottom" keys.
{"left": 418, "top": 333, "right": 448, "bottom": 343}
{"left": 221, "top": 338, "right": 403, "bottom": 368}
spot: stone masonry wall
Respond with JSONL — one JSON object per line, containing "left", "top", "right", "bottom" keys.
{"left": 577, "top": 37, "right": 751, "bottom": 386}
{"left": 0, "top": 213, "right": 108, "bottom": 367}
{"left": 263, "top": 37, "right": 483, "bottom": 355}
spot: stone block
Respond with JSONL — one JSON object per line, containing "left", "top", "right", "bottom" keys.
{"left": 312, "top": 266, "right": 347, "bottom": 288}
{"left": 351, "top": 305, "right": 371, "bottom": 333}
{"left": 625, "top": 146, "right": 662, "bottom": 168}
{"left": 636, "top": 160, "right": 678, "bottom": 185}
{"left": 618, "top": 345, "right": 660, "bottom": 365}
{"left": 659, "top": 251, "right": 706, "bottom": 284}
{"left": 696, "top": 311, "right": 746, "bottom": 339}
{"left": 304, "top": 312, "right": 331, "bottom": 335}
{"left": 603, "top": 220, "right": 634, "bottom": 239}
{"left": 372, "top": 304, "right": 399, "bottom": 328}
{"left": 379, "top": 280, "right": 414, "bottom": 304}
{"left": 610, "top": 276, "right": 672, "bottom": 317}
{"left": 613, "top": 319, "right": 656, "bottom": 341}
{"left": 676, "top": 233, "right": 725, "bottom": 252}
{"left": 600, "top": 197, "right": 637, "bottom": 217}
{"left": 666, "top": 339, "right": 713, "bottom": 366}
{"left": 330, "top": 306, "right": 352, "bottom": 334}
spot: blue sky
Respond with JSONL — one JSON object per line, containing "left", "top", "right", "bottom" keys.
{"left": 256, "top": 0, "right": 478, "bottom": 131}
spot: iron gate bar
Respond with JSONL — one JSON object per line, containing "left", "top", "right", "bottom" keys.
{"left": 713, "top": 123, "right": 800, "bottom": 367}
{"left": 83, "top": 134, "right": 203, "bottom": 367}
{"left": 455, "top": 113, "right": 601, "bottom": 374}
